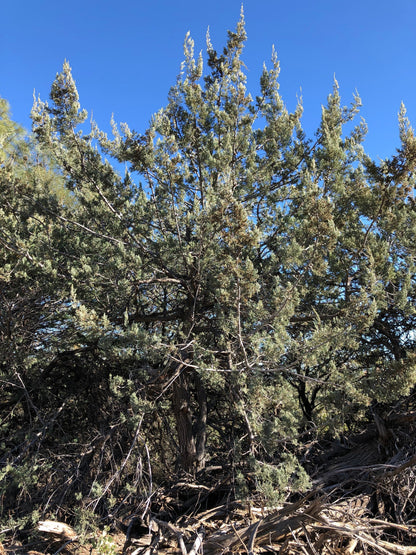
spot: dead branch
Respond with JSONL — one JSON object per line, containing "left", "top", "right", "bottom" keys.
{"left": 203, "top": 496, "right": 323, "bottom": 554}
{"left": 37, "top": 520, "right": 77, "bottom": 540}
{"left": 188, "top": 526, "right": 205, "bottom": 555}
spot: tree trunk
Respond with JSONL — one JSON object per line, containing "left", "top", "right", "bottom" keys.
{"left": 173, "top": 369, "right": 197, "bottom": 472}
{"left": 194, "top": 371, "right": 207, "bottom": 471}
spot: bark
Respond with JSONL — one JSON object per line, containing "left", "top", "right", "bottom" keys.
{"left": 194, "top": 371, "right": 207, "bottom": 471}
{"left": 173, "top": 369, "right": 197, "bottom": 472}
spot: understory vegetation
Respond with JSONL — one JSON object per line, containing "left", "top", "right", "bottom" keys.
{"left": 1, "top": 12, "right": 416, "bottom": 554}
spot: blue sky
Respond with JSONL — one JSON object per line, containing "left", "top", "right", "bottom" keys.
{"left": 1, "top": 0, "right": 415, "bottom": 160}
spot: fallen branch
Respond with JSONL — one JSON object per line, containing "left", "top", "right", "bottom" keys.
{"left": 377, "top": 453, "right": 416, "bottom": 480}
{"left": 150, "top": 517, "right": 188, "bottom": 555}
{"left": 37, "top": 520, "right": 77, "bottom": 540}
{"left": 314, "top": 515, "right": 416, "bottom": 555}
{"left": 203, "top": 496, "right": 323, "bottom": 554}
{"left": 247, "top": 520, "right": 260, "bottom": 555}
{"left": 188, "top": 526, "right": 205, "bottom": 555}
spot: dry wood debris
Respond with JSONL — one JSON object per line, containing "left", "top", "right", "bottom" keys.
{"left": 2, "top": 408, "right": 416, "bottom": 554}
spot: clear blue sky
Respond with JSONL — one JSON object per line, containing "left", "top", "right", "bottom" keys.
{"left": 1, "top": 0, "right": 415, "bottom": 160}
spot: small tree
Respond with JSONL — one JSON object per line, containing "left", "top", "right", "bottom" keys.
{"left": 2, "top": 13, "right": 414, "bottom": 526}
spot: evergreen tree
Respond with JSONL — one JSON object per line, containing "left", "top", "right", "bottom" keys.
{"left": 2, "top": 12, "right": 415, "bottom": 530}
{"left": 31, "top": 14, "right": 416, "bottom": 474}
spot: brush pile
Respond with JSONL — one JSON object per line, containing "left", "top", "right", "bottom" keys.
{"left": 2, "top": 408, "right": 416, "bottom": 554}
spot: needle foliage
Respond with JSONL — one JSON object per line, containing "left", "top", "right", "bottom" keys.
{"left": 1, "top": 12, "right": 416, "bottom": 530}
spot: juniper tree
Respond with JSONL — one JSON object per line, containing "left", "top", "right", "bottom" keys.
{"left": 0, "top": 97, "right": 65, "bottom": 391}
{"left": 0, "top": 95, "right": 158, "bottom": 525}
{"left": 0, "top": 98, "right": 77, "bottom": 523}
{"left": 24, "top": 10, "right": 416, "bottom": 505}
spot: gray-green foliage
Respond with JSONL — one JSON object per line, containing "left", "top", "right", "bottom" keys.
{"left": 1, "top": 11, "right": 416, "bottom": 522}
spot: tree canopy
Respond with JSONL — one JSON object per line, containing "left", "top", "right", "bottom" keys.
{"left": 1, "top": 12, "right": 416, "bottom": 544}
